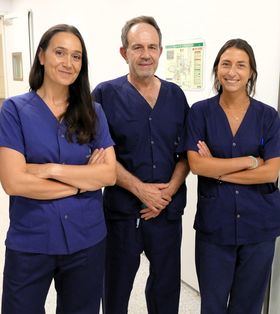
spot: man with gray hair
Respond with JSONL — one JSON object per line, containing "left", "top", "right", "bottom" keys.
{"left": 93, "top": 16, "right": 190, "bottom": 313}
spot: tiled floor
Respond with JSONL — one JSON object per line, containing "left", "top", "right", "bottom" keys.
{"left": 0, "top": 189, "right": 201, "bottom": 313}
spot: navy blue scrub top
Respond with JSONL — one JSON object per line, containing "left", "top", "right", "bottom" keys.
{"left": 187, "top": 95, "right": 280, "bottom": 245}
{"left": 93, "top": 75, "right": 189, "bottom": 219}
{"left": 0, "top": 91, "right": 114, "bottom": 254}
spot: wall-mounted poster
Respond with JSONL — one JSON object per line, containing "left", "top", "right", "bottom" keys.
{"left": 165, "top": 42, "right": 204, "bottom": 91}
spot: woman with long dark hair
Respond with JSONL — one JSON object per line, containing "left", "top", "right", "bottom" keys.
{"left": 0, "top": 24, "right": 116, "bottom": 313}
{"left": 187, "top": 39, "right": 280, "bottom": 313}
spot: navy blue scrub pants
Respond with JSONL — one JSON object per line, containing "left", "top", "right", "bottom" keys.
{"left": 1, "top": 238, "right": 105, "bottom": 314}
{"left": 196, "top": 236, "right": 276, "bottom": 314}
{"left": 103, "top": 214, "right": 182, "bottom": 314}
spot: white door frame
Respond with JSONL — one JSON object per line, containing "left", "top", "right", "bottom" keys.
{"left": 2, "top": 10, "right": 34, "bottom": 97}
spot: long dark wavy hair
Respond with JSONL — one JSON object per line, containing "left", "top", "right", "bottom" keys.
{"left": 213, "top": 38, "right": 258, "bottom": 96}
{"left": 29, "top": 24, "right": 96, "bottom": 144}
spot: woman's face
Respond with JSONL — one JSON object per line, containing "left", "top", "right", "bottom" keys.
{"left": 39, "top": 31, "right": 82, "bottom": 88}
{"left": 217, "top": 47, "right": 252, "bottom": 95}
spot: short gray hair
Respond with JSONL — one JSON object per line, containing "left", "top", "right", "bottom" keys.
{"left": 121, "top": 16, "right": 162, "bottom": 48}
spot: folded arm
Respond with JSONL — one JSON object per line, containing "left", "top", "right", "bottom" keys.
{"left": 188, "top": 141, "right": 279, "bottom": 184}
{"left": 188, "top": 151, "right": 256, "bottom": 178}
{"left": 0, "top": 147, "right": 77, "bottom": 199}
{"left": 220, "top": 158, "right": 280, "bottom": 184}
{"left": 27, "top": 147, "right": 117, "bottom": 191}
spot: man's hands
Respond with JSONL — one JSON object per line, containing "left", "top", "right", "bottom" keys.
{"left": 137, "top": 182, "right": 174, "bottom": 220}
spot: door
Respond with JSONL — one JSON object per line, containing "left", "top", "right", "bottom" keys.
{"left": 2, "top": 10, "right": 33, "bottom": 97}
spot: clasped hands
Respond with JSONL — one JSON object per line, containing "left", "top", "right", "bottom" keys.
{"left": 137, "top": 182, "right": 173, "bottom": 220}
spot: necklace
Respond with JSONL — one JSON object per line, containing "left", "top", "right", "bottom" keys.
{"left": 220, "top": 98, "right": 250, "bottom": 122}
{"left": 224, "top": 107, "right": 247, "bottom": 123}
{"left": 229, "top": 112, "right": 243, "bottom": 121}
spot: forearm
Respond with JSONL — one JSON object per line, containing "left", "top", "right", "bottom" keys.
{"left": 29, "top": 147, "right": 116, "bottom": 191}
{"left": 116, "top": 161, "right": 143, "bottom": 196}
{"left": 2, "top": 172, "right": 77, "bottom": 199}
{"left": 49, "top": 163, "right": 116, "bottom": 191}
{"left": 168, "top": 159, "right": 189, "bottom": 196}
{"left": 0, "top": 147, "right": 77, "bottom": 199}
{"left": 188, "top": 151, "right": 254, "bottom": 177}
{"left": 221, "top": 158, "right": 280, "bottom": 185}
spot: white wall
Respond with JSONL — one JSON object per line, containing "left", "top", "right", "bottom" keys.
{"left": 2, "top": 0, "right": 280, "bottom": 291}
{"left": 0, "top": 24, "right": 5, "bottom": 98}
{"left": 8, "top": 0, "right": 280, "bottom": 108}
{"left": 0, "top": 0, "right": 11, "bottom": 14}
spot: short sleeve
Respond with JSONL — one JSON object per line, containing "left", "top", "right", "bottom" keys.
{"left": 263, "top": 109, "right": 280, "bottom": 160}
{"left": 175, "top": 93, "right": 190, "bottom": 154}
{"left": 0, "top": 99, "right": 25, "bottom": 155}
{"left": 92, "top": 85, "right": 102, "bottom": 104}
{"left": 186, "top": 102, "right": 207, "bottom": 152}
{"left": 93, "top": 102, "right": 114, "bottom": 149}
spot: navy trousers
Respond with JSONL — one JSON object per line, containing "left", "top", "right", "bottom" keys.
{"left": 1, "top": 239, "right": 106, "bottom": 314}
{"left": 196, "top": 236, "right": 276, "bottom": 314}
{"left": 103, "top": 214, "right": 182, "bottom": 314}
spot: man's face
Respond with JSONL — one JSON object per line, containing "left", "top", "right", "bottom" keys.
{"left": 121, "top": 23, "right": 162, "bottom": 81}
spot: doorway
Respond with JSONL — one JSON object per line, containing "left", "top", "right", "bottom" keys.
{"left": 0, "top": 11, "right": 33, "bottom": 99}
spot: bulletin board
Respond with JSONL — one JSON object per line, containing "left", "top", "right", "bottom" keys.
{"left": 164, "top": 41, "right": 205, "bottom": 91}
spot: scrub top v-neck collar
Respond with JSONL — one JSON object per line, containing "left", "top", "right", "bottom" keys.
{"left": 216, "top": 95, "right": 252, "bottom": 139}
{"left": 32, "top": 91, "right": 65, "bottom": 125}
{"left": 126, "top": 76, "right": 164, "bottom": 112}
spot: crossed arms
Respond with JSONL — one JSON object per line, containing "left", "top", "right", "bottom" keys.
{"left": 188, "top": 140, "right": 280, "bottom": 185}
{"left": 0, "top": 147, "right": 116, "bottom": 200}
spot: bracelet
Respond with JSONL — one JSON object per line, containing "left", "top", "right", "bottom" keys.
{"left": 76, "top": 188, "right": 81, "bottom": 195}
{"left": 248, "top": 156, "right": 258, "bottom": 169}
